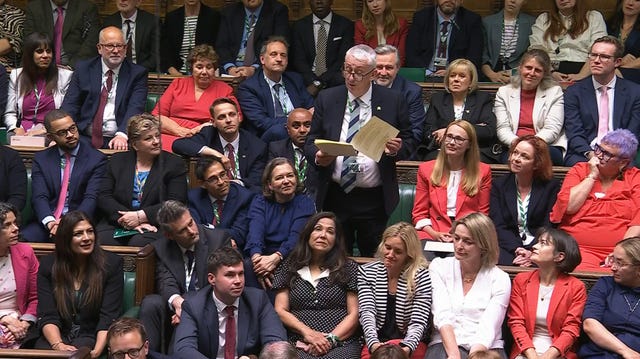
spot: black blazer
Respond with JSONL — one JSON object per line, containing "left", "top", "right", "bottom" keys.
{"left": 0, "top": 145, "right": 27, "bottom": 211}
{"left": 215, "top": 0, "right": 289, "bottom": 69}
{"left": 406, "top": 6, "right": 483, "bottom": 70}
{"left": 0, "top": 64, "right": 6, "bottom": 120}
{"left": 98, "top": 150, "right": 187, "bottom": 227}
{"left": 290, "top": 12, "right": 354, "bottom": 87}
{"left": 161, "top": 3, "right": 220, "bottom": 73}
{"left": 422, "top": 90, "right": 500, "bottom": 163}
{"left": 102, "top": 9, "right": 161, "bottom": 72}
{"left": 490, "top": 173, "right": 560, "bottom": 265}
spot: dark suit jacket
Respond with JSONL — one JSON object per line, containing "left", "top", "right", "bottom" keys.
{"left": 237, "top": 69, "right": 313, "bottom": 138}
{"left": 290, "top": 12, "right": 354, "bottom": 87}
{"left": 0, "top": 64, "right": 6, "bottom": 120}
{"left": 102, "top": 9, "right": 161, "bottom": 72}
{"left": 0, "top": 145, "right": 27, "bottom": 211}
{"left": 172, "top": 128, "right": 267, "bottom": 192}
{"left": 564, "top": 76, "right": 640, "bottom": 159}
{"left": 390, "top": 75, "right": 426, "bottom": 142}
{"left": 268, "top": 138, "right": 317, "bottom": 197}
{"left": 161, "top": 4, "right": 220, "bottom": 73}
{"left": 23, "top": 0, "right": 100, "bottom": 68}
{"left": 173, "top": 286, "right": 286, "bottom": 359}
{"left": 508, "top": 271, "right": 587, "bottom": 359}
{"left": 61, "top": 57, "right": 148, "bottom": 138}
{"left": 406, "top": 6, "right": 483, "bottom": 70}
{"left": 216, "top": 0, "right": 289, "bottom": 69}
{"left": 153, "top": 225, "right": 229, "bottom": 304}
{"left": 482, "top": 10, "right": 535, "bottom": 71}
{"left": 304, "top": 84, "right": 415, "bottom": 215}
{"left": 188, "top": 183, "right": 254, "bottom": 249}
{"left": 490, "top": 173, "right": 560, "bottom": 265}
{"left": 98, "top": 150, "right": 187, "bottom": 227}
{"left": 423, "top": 90, "right": 500, "bottom": 162}
{"left": 30, "top": 142, "right": 107, "bottom": 223}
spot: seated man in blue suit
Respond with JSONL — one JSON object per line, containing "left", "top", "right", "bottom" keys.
{"left": 564, "top": 35, "right": 640, "bottom": 166}
{"left": 237, "top": 36, "right": 313, "bottom": 142}
{"left": 173, "top": 246, "right": 286, "bottom": 359}
{"left": 189, "top": 156, "right": 255, "bottom": 251}
{"left": 173, "top": 97, "right": 267, "bottom": 192}
{"left": 21, "top": 109, "right": 107, "bottom": 243}
{"left": 374, "top": 44, "right": 425, "bottom": 144}
{"left": 62, "top": 26, "right": 148, "bottom": 151}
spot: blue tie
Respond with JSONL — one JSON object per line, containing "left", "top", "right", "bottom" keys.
{"left": 273, "top": 83, "right": 285, "bottom": 117}
{"left": 340, "top": 99, "right": 360, "bottom": 193}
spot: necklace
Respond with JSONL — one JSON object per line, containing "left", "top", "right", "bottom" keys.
{"left": 539, "top": 284, "right": 554, "bottom": 301}
{"left": 623, "top": 294, "right": 640, "bottom": 313}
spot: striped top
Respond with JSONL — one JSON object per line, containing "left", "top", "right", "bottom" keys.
{"left": 358, "top": 260, "right": 432, "bottom": 351}
{"left": 0, "top": 4, "right": 25, "bottom": 68}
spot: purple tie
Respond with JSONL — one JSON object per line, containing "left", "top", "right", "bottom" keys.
{"left": 54, "top": 6, "right": 65, "bottom": 64}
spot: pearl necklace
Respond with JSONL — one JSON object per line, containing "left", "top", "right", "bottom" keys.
{"left": 623, "top": 294, "right": 640, "bottom": 313}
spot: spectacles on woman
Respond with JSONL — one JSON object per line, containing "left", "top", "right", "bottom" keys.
{"left": 593, "top": 143, "right": 619, "bottom": 162}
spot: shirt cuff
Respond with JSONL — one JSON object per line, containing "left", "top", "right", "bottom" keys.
{"left": 115, "top": 132, "right": 128, "bottom": 140}
{"left": 415, "top": 218, "right": 432, "bottom": 230}
{"left": 168, "top": 294, "right": 181, "bottom": 311}
{"left": 42, "top": 216, "right": 55, "bottom": 227}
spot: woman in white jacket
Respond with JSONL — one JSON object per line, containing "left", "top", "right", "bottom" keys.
{"left": 494, "top": 49, "right": 566, "bottom": 165}
{"left": 4, "top": 32, "right": 72, "bottom": 139}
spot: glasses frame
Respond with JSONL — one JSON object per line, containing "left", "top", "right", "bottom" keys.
{"left": 204, "top": 171, "right": 229, "bottom": 184}
{"left": 109, "top": 343, "right": 145, "bottom": 359}
{"left": 588, "top": 52, "right": 615, "bottom": 62}
{"left": 50, "top": 124, "right": 78, "bottom": 137}
{"left": 593, "top": 143, "right": 620, "bottom": 163}
{"left": 444, "top": 133, "right": 469, "bottom": 145}
{"left": 99, "top": 43, "right": 127, "bottom": 51}
{"left": 341, "top": 66, "right": 375, "bottom": 82}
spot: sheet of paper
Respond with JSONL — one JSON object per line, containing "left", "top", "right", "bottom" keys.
{"left": 352, "top": 116, "right": 399, "bottom": 162}
{"left": 314, "top": 139, "right": 358, "bottom": 157}
{"left": 423, "top": 240, "right": 454, "bottom": 252}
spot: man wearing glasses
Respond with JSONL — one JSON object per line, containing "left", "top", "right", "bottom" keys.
{"left": 62, "top": 26, "right": 148, "bottom": 151}
{"left": 21, "top": 109, "right": 107, "bottom": 243}
{"left": 305, "top": 44, "right": 415, "bottom": 257}
{"left": 107, "top": 317, "right": 169, "bottom": 359}
{"left": 564, "top": 35, "right": 640, "bottom": 166}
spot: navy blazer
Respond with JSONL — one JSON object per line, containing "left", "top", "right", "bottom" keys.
{"left": 61, "top": 57, "right": 148, "bottom": 137}
{"left": 236, "top": 69, "right": 313, "bottom": 138}
{"left": 0, "top": 64, "right": 7, "bottom": 120}
{"left": 102, "top": 9, "right": 162, "bottom": 72}
{"left": 188, "top": 183, "right": 255, "bottom": 249}
{"left": 304, "top": 84, "right": 415, "bottom": 215}
{"left": 153, "top": 225, "right": 229, "bottom": 304}
{"left": 216, "top": 0, "right": 289, "bottom": 69}
{"left": 490, "top": 173, "right": 560, "bottom": 265}
{"left": 173, "top": 286, "right": 286, "bottom": 359}
{"left": 0, "top": 145, "right": 27, "bottom": 211}
{"left": 406, "top": 6, "right": 483, "bottom": 70}
{"left": 172, "top": 128, "right": 267, "bottom": 192}
{"left": 30, "top": 141, "right": 107, "bottom": 223}
{"left": 390, "top": 75, "right": 426, "bottom": 143}
{"left": 161, "top": 4, "right": 220, "bottom": 73}
{"left": 290, "top": 12, "right": 354, "bottom": 87}
{"left": 564, "top": 76, "right": 640, "bottom": 159}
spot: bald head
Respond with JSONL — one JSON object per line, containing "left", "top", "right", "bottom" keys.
{"left": 286, "top": 108, "right": 312, "bottom": 147}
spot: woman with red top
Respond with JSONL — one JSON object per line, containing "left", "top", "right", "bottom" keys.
{"left": 494, "top": 49, "right": 566, "bottom": 165}
{"left": 550, "top": 129, "right": 640, "bottom": 271}
{"left": 354, "top": 0, "right": 408, "bottom": 66}
{"left": 151, "top": 44, "right": 239, "bottom": 151}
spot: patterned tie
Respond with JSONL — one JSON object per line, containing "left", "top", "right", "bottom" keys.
{"left": 225, "top": 143, "right": 237, "bottom": 179}
{"left": 315, "top": 20, "right": 328, "bottom": 76}
{"left": 92, "top": 70, "right": 113, "bottom": 149}
{"left": 273, "top": 83, "right": 285, "bottom": 117}
{"left": 224, "top": 306, "right": 236, "bottom": 359}
{"left": 243, "top": 14, "right": 256, "bottom": 66}
{"left": 597, "top": 86, "right": 610, "bottom": 140}
{"left": 53, "top": 152, "right": 71, "bottom": 219}
{"left": 125, "top": 20, "right": 133, "bottom": 60}
{"left": 295, "top": 148, "right": 307, "bottom": 183}
{"left": 213, "top": 199, "right": 224, "bottom": 226}
{"left": 340, "top": 99, "right": 360, "bottom": 193}
{"left": 186, "top": 250, "right": 197, "bottom": 291}
{"left": 437, "top": 21, "right": 450, "bottom": 60}
{"left": 54, "top": 6, "right": 64, "bottom": 65}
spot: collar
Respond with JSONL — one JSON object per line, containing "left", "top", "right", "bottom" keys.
{"left": 121, "top": 9, "right": 139, "bottom": 23}
{"left": 50, "top": 0, "right": 66, "bottom": 11}
{"left": 179, "top": 243, "right": 196, "bottom": 254}
{"left": 219, "top": 133, "right": 240, "bottom": 151}
{"left": 244, "top": 3, "right": 263, "bottom": 19}
{"left": 263, "top": 72, "right": 284, "bottom": 87}
{"left": 313, "top": 12, "right": 333, "bottom": 25}
{"left": 101, "top": 59, "right": 122, "bottom": 77}
{"left": 212, "top": 291, "right": 240, "bottom": 312}
{"left": 348, "top": 84, "right": 373, "bottom": 106}
{"left": 593, "top": 75, "right": 617, "bottom": 91}
{"left": 57, "top": 142, "right": 80, "bottom": 157}
{"left": 208, "top": 193, "right": 228, "bottom": 203}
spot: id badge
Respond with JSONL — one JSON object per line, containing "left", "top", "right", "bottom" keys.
{"left": 347, "top": 157, "right": 366, "bottom": 174}
{"left": 434, "top": 57, "right": 448, "bottom": 69}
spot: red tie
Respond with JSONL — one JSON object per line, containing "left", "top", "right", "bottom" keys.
{"left": 54, "top": 6, "right": 64, "bottom": 65}
{"left": 225, "top": 143, "right": 236, "bottom": 179}
{"left": 92, "top": 70, "right": 113, "bottom": 149}
{"left": 224, "top": 306, "right": 236, "bottom": 359}
{"left": 53, "top": 152, "right": 71, "bottom": 219}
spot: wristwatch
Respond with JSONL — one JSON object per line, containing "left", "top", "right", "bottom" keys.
{"left": 312, "top": 80, "right": 323, "bottom": 88}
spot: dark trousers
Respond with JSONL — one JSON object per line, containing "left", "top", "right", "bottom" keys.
{"left": 139, "top": 294, "right": 174, "bottom": 354}
{"left": 323, "top": 183, "right": 388, "bottom": 257}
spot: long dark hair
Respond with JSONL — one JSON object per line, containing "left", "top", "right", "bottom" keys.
{"left": 608, "top": 0, "right": 640, "bottom": 35}
{"left": 19, "top": 32, "right": 59, "bottom": 97}
{"left": 284, "top": 212, "right": 349, "bottom": 287}
{"left": 53, "top": 211, "right": 106, "bottom": 321}
{"left": 543, "top": 0, "right": 589, "bottom": 41}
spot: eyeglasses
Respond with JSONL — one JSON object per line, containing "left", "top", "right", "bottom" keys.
{"left": 611, "top": 258, "right": 637, "bottom": 269}
{"left": 204, "top": 171, "right": 228, "bottom": 184}
{"left": 100, "top": 43, "right": 126, "bottom": 51}
{"left": 444, "top": 134, "right": 468, "bottom": 145}
{"left": 50, "top": 124, "right": 78, "bottom": 137}
{"left": 593, "top": 143, "right": 619, "bottom": 162}
{"left": 588, "top": 52, "right": 615, "bottom": 62}
{"left": 109, "top": 343, "right": 145, "bottom": 359}
{"left": 341, "top": 67, "right": 375, "bottom": 82}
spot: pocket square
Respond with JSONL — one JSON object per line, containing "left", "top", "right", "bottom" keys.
{"left": 332, "top": 37, "right": 342, "bottom": 41}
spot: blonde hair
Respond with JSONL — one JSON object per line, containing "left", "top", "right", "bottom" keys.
{"left": 361, "top": 0, "right": 399, "bottom": 41}
{"left": 444, "top": 58, "right": 479, "bottom": 93}
{"left": 375, "top": 222, "right": 429, "bottom": 298}
{"left": 451, "top": 213, "right": 499, "bottom": 268}
{"left": 430, "top": 120, "right": 482, "bottom": 196}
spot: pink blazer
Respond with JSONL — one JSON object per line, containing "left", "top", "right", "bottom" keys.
{"left": 354, "top": 18, "right": 408, "bottom": 66}
{"left": 10, "top": 243, "right": 38, "bottom": 321}
{"left": 508, "top": 270, "right": 587, "bottom": 359}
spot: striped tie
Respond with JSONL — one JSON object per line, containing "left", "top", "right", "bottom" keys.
{"left": 340, "top": 99, "right": 360, "bottom": 193}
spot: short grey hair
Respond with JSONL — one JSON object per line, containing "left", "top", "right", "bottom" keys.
{"left": 156, "top": 200, "right": 189, "bottom": 234}
{"left": 345, "top": 44, "right": 376, "bottom": 68}
{"left": 259, "top": 341, "right": 297, "bottom": 359}
{"left": 374, "top": 44, "right": 400, "bottom": 66}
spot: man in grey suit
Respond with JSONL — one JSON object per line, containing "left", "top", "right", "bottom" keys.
{"left": 139, "top": 200, "right": 230, "bottom": 353}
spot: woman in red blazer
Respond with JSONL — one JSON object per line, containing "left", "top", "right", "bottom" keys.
{"left": 508, "top": 228, "right": 586, "bottom": 359}
{"left": 412, "top": 120, "right": 491, "bottom": 242}
{"left": 0, "top": 202, "right": 38, "bottom": 348}
{"left": 354, "top": 0, "right": 409, "bottom": 66}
